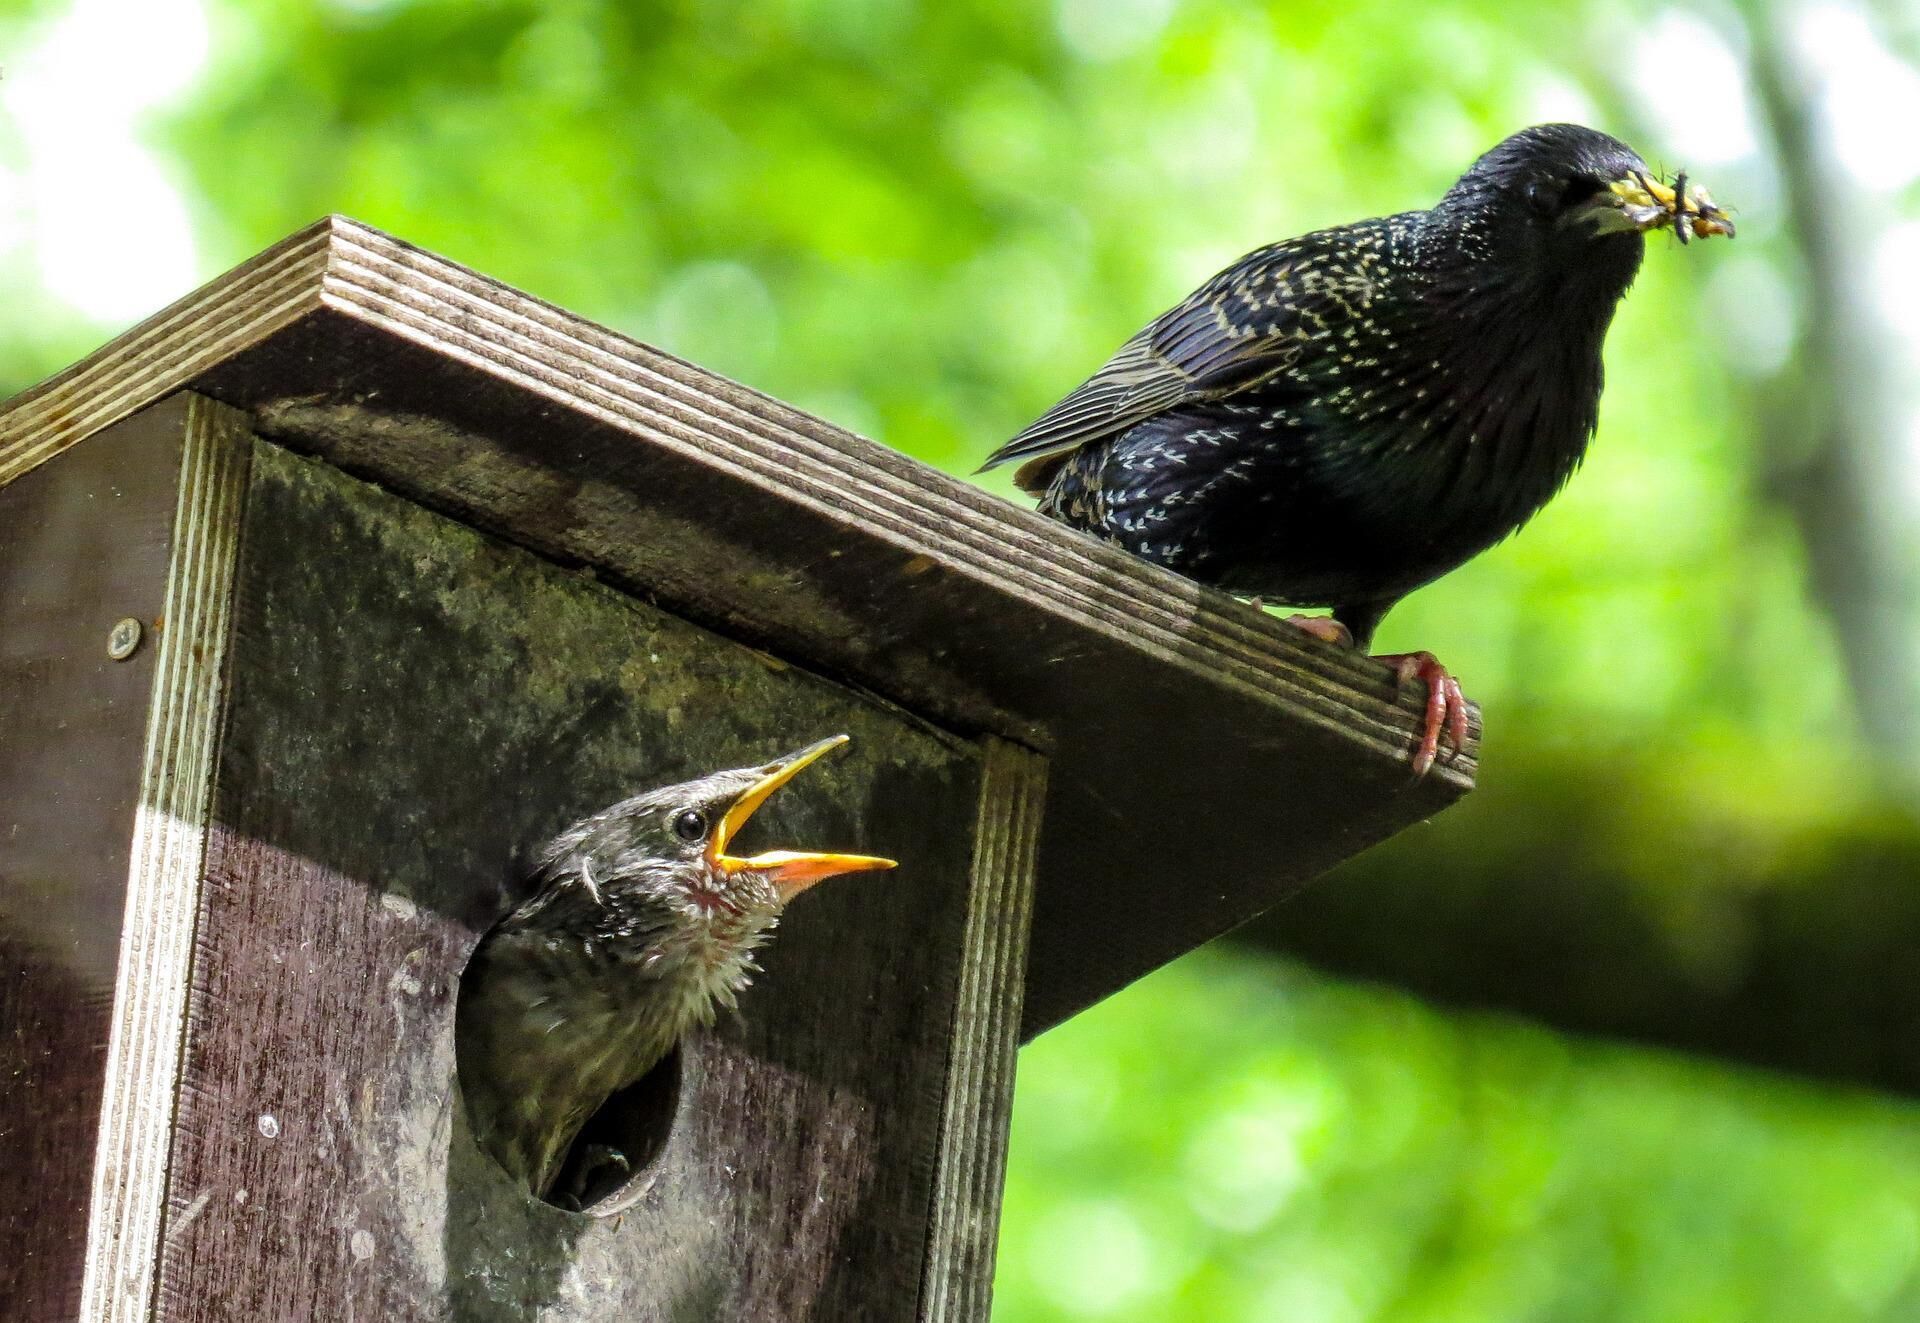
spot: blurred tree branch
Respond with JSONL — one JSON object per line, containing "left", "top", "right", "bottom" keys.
{"left": 1234, "top": 741, "right": 1920, "bottom": 1096}
{"left": 1743, "top": 0, "right": 1920, "bottom": 774}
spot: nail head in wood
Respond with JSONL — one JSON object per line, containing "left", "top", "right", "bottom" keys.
{"left": 107, "top": 616, "right": 143, "bottom": 660}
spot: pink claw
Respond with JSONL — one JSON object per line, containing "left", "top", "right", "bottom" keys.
{"left": 1375, "top": 650, "right": 1468, "bottom": 777}
{"left": 1282, "top": 614, "right": 1355, "bottom": 648}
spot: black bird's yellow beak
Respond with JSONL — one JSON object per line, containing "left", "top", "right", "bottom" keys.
{"left": 706, "top": 735, "right": 897, "bottom": 899}
{"left": 1581, "top": 170, "right": 1736, "bottom": 241}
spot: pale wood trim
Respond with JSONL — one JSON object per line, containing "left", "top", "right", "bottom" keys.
{"left": 78, "top": 395, "right": 252, "bottom": 1323}
{"left": 0, "top": 234, "right": 328, "bottom": 490}
{"left": 921, "top": 737, "right": 1048, "bottom": 1321}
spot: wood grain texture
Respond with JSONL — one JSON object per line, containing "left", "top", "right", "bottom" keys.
{"left": 0, "top": 235, "right": 327, "bottom": 490}
{"left": 79, "top": 397, "right": 252, "bottom": 1323}
{"left": 0, "top": 218, "right": 1478, "bottom": 1036}
{"left": 920, "top": 738, "right": 1046, "bottom": 1323}
{"left": 155, "top": 440, "right": 991, "bottom": 1320}
{"left": 0, "top": 400, "right": 187, "bottom": 1319}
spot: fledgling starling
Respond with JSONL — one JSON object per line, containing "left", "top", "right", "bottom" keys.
{"left": 456, "top": 735, "right": 894, "bottom": 1203}
{"left": 980, "top": 123, "right": 1734, "bottom": 774}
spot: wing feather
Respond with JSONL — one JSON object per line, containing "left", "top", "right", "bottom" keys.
{"left": 980, "top": 237, "right": 1333, "bottom": 493}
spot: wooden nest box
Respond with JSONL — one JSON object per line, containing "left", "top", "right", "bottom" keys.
{"left": 0, "top": 219, "right": 1474, "bottom": 1320}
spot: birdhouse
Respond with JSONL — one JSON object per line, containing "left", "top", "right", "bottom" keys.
{"left": 0, "top": 218, "right": 1474, "bottom": 1321}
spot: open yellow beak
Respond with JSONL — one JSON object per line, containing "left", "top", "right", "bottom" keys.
{"left": 706, "top": 735, "right": 897, "bottom": 899}
{"left": 1605, "top": 170, "right": 1736, "bottom": 241}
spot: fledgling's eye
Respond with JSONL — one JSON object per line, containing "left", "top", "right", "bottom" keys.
{"left": 1527, "top": 178, "right": 1560, "bottom": 217}
{"left": 672, "top": 809, "right": 708, "bottom": 843}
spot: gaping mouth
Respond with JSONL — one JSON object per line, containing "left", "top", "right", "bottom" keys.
{"left": 706, "top": 735, "right": 897, "bottom": 898}
{"left": 1596, "top": 169, "right": 1736, "bottom": 242}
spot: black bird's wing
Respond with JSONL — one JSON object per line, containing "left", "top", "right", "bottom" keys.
{"left": 981, "top": 232, "right": 1361, "bottom": 493}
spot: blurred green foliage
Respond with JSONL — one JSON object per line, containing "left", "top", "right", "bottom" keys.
{"left": 1003, "top": 950, "right": 1920, "bottom": 1322}
{"left": 5, "top": 0, "right": 1919, "bottom": 1317}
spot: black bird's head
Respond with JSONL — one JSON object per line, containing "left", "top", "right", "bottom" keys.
{"left": 1430, "top": 123, "right": 1734, "bottom": 300}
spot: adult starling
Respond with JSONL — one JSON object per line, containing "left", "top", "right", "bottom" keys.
{"left": 980, "top": 124, "right": 1733, "bottom": 774}
{"left": 456, "top": 735, "right": 895, "bottom": 1203}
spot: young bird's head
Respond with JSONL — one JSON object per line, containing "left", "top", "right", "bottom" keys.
{"left": 457, "top": 736, "right": 893, "bottom": 1202}
{"left": 524, "top": 734, "right": 896, "bottom": 976}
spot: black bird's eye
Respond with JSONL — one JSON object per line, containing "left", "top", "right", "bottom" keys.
{"left": 672, "top": 809, "right": 708, "bottom": 843}
{"left": 1529, "top": 173, "right": 1604, "bottom": 218}
{"left": 1561, "top": 172, "right": 1604, "bottom": 206}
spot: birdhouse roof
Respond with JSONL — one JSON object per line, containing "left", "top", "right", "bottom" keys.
{"left": 0, "top": 217, "right": 1473, "bottom": 1036}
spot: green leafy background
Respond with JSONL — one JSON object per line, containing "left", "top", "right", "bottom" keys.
{"left": 5, "top": 0, "right": 1918, "bottom": 1317}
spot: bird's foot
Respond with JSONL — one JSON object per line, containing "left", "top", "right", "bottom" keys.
{"left": 552, "top": 1143, "right": 633, "bottom": 1212}
{"left": 1373, "top": 651, "right": 1468, "bottom": 778}
{"left": 1282, "top": 614, "right": 1355, "bottom": 648}
{"left": 1280, "top": 617, "right": 1464, "bottom": 775}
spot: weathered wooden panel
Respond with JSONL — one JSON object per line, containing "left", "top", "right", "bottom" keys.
{"left": 154, "top": 439, "right": 1000, "bottom": 1320}
{"left": 920, "top": 738, "right": 1045, "bottom": 1322}
{"left": 78, "top": 398, "right": 251, "bottom": 1323}
{"left": 0, "top": 399, "right": 187, "bottom": 1317}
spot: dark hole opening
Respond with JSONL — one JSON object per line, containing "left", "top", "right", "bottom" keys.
{"left": 454, "top": 926, "right": 686, "bottom": 1216}
{"left": 543, "top": 1043, "right": 683, "bottom": 1216}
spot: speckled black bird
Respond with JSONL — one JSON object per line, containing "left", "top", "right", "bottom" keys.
{"left": 455, "top": 736, "right": 894, "bottom": 1204}
{"left": 981, "top": 124, "right": 1733, "bottom": 773}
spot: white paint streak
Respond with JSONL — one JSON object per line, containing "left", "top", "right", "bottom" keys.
{"left": 165, "top": 1189, "right": 212, "bottom": 1244}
